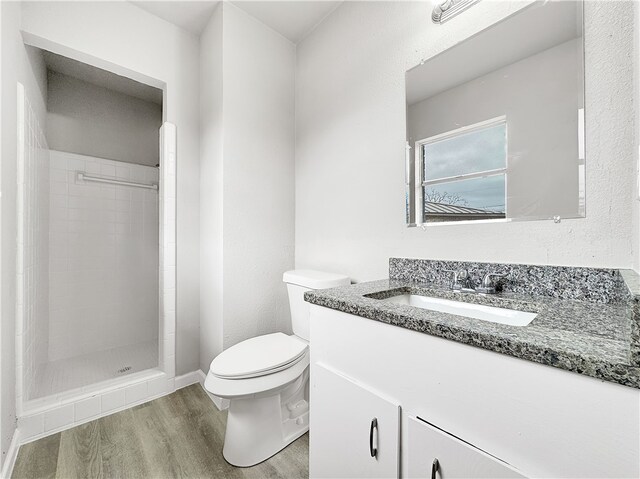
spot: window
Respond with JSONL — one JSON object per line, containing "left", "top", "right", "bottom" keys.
{"left": 417, "top": 118, "right": 507, "bottom": 223}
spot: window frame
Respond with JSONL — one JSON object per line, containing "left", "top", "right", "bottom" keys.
{"left": 414, "top": 116, "right": 508, "bottom": 226}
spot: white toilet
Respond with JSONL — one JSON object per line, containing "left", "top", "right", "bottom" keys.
{"left": 204, "top": 269, "right": 350, "bottom": 467}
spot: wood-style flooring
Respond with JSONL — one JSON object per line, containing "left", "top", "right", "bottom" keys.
{"left": 12, "top": 384, "right": 309, "bottom": 479}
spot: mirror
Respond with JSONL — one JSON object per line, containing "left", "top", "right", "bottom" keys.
{"left": 406, "top": 0, "right": 584, "bottom": 226}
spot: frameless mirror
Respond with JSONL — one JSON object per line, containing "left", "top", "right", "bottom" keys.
{"left": 406, "top": 0, "right": 584, "bottom": 226}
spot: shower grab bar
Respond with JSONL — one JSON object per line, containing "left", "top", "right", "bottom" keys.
{"left": 77, "top": 172, "right": 158, "bottom": 191}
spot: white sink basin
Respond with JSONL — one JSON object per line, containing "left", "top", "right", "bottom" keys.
{"left": 384, "top": 294, "right": 537, "bottom": 326}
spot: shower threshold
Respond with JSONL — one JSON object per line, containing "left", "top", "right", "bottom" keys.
{"left": 19, "top": 365, "right": 170, "bottom": 442}
{"left": 30, "top": 341, "right": 158, "bottom": 400}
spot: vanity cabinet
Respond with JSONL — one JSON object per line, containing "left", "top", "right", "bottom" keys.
{"left": 407, "top": 417, "right": 525, "bottom": 479}
{"left": 310, "top": 363, "right": 400, "bottom": 478}
{"left": 309, "top": 306, "right": 640, "bottom": 478}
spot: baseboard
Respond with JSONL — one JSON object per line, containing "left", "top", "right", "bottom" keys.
{"left": 176, "top": 369, "right": 229, "bottom": 411}
{"left": 207, "top": 390, "right": 230, "bottom": 412}
{"left": 174, "top": 369, "right": 205, "bottom": 389}
{"left": 1, "top": 429, "right": 20, "bottom": 479}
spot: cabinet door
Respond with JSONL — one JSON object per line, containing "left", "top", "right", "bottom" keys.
{"left": 408, "top": 417, "right": 527, "bottom": 479}
{"left": 310, "top": 362, "right": 400, "bottom": 479}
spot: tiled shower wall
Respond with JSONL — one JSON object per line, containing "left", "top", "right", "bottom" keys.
{"left": 16, "top": 84, "right": 50, "bottom": 402}
{"left": 48, "top": 150, "right": 159, "bottom": 362}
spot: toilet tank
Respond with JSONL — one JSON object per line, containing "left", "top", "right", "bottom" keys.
{"left": 283, "top": 270, "right": 350, "bottom": 341}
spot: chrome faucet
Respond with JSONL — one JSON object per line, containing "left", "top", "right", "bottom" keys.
{"left": 476, "top": 273, "right": 507, "bottom": 294}
{"left": 443, "top": 269, "right": 476, "bottom": 293}
{"left": 443, "top": 270, "right": 506, "bottom": 294}
{"left": 442, "top": 269, "right": 461, "bottom": 290}
{"left": 442, "top": 269, "right": 455, "bottom": 289}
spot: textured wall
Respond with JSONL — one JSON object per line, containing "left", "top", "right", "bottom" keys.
{"left": 199, "top": 3, "right": 296, "bottom": 371}
{"left": 221, "top": 3, "right": 296, "bottom": 351}
{"left": 199, "top": 4, "right": 224, "bottom": 372}
{"left": 295, "top": 1, "right": 637, "bottom": 282}
{"left": 46, "top": 71, "right": 162, "bottom": 167}
{"left": 634, "top": 3, "right": 640, "bottom": 273}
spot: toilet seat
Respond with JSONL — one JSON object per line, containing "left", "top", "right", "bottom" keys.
{"left": 205, "top": 349, "right": 310, "bottom": 399}
{"left": 205, "top": 333, "right": 310, "bottom": 399}
{"left": 210, "top": 333, "right": 308, "bottom": 379}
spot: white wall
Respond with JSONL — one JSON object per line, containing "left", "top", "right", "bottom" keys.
{"left": 199, "top": 3, "right": 296, "bottom": 371}
{"left": 47, "top": 71, "right": 162, "bottom": 167}
{"left": 0, "top": 2, "right": 49, "bottom": 464}
{"left": 634, "top": 1, "right": 640, "bottom": 273}
{"left": 47, "top": 151, "right": 158, "bottom": 364}
{"left": 295, "top": 1, "right": 637, "bottom": 282}
{"left": 221, "top": 3, "right": 296, "bottom": 353}
{"left": 20, "top": 1, "right": 200, "bottom": 375}
{"left": 199, "top": 4, "right": 224, "bottom": 372}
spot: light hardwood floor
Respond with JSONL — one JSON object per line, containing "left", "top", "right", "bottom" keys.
{"left": 12, "top": 384, "right": 309, "bottom": 479}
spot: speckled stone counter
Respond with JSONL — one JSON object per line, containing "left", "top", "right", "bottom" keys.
{"left": 389, "top": 258, "right": 629, "bottom": 303}
{"left": 305, "top": 261, "right": 640, "bottom": 389}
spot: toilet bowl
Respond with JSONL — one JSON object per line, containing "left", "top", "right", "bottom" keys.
{"left": 204, "top": 269, "right": 350, "bottom": 467}
{"left": 205, "top": 333, "right": 310, "bottom": 467}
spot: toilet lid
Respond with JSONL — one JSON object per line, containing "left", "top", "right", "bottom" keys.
{"left": 210, "top": 333, "right": 308, "bottom": 379}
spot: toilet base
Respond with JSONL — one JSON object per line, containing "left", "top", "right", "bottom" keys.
{"left": 222, "top": 370, "right": 309, "bottom": 467}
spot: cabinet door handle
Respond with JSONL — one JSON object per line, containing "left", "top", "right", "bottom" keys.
{"left": 369, "top": 417, "right": 378, "bottom": 458}
{"left": 431, "top": 458, "right": 439, "bottom": 479}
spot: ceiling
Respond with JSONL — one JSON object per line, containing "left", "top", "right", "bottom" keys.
{"left": 130, "top": 1, "right": 221, "bottom": 35}
{"left": 230, "top": 1, "right": 342, "bottom": 43}
{"left": 129, "top": 1, "right": 342, "bottom": 43}
{"left": 43, "top": 50, "right": 164, "bottom": 105}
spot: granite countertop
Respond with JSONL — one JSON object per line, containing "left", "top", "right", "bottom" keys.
{"left": 304, "top": 277, "right": 640, "bottom": 389}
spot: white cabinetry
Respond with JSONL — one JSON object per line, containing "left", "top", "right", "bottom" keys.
{"left": 309, "top": 305, "right": 640, "bottom": 478}
{"left": 310, "top": 363, "right": 400, "bottom": 479}
{"left": 407, "top": 417, "right": 525, "bottom": 479}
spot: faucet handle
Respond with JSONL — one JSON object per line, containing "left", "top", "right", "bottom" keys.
{"left": 442, "top": 269, "right": 464, "bottom": 290}
{"left": 442, "top": 269, "right": 457, "bottom": 283}
{"left": 478, "top": 273, "right": 507, "bottom": 293}
{"left": 482, "top": 272, "right": 506, "bottom": 286}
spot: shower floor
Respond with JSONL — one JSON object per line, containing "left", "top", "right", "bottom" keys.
{"left": 32, "top": 341, "right": 158, "bottom": 399}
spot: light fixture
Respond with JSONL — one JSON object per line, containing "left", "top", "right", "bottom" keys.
{"left": 432, "top": 0, "right": 482, "bottom": 24}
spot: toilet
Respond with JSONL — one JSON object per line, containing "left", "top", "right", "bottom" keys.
{"left": 204, "top": 269, "right": 350, "bottom": 467}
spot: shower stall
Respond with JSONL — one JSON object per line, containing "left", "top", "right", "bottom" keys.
{"left": 33, "top": 150, "right": 160, "bottom": 398}
{"left": 16, "top": 45, "right": 177, "bottom": 431}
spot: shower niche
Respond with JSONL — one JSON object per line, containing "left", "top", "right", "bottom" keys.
{"left": 17, "top": 47, "right": 172, "bottom": 406}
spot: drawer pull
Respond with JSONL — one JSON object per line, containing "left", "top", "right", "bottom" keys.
{"left": 431, "top": 458, "right": 440, "bottom": 479}
{"left": 369, "top": 418, "right": 378, "bottom": 458}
